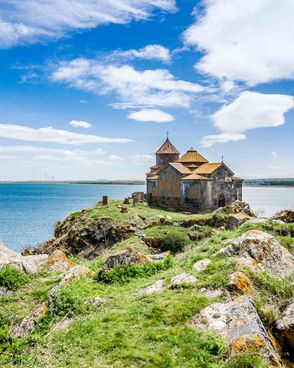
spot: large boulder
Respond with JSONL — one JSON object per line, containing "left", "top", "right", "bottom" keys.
{"left": 214, "top": 201, "right": 255, "bottom": 217}
{"left": 272, "top": 210, "right": 294, "bottom": 224}
{"left": 99, "top": 247, "right": 152, "bottom": 279}
{"left": 225, "top": 213, "right": 251, "bottom": 230}
{"left": 0, "top": 241, "right": 48, "bottom": 274}
{"left": 38, "top": 216, "right": 136, "bottom": 259}
{"left": 217, "top": 230, "right": 294, "bottom": 278}
{"left": 193, "top": 258, "right": 211, "bottom": 272}
{"left": 47, "top": 250, "right": 75, "bottom": 272}
{"left": 192, "top": 296, "right": 283, "bottom": 367}
{"left": 275, "top": 298, "right": 294, "bottom": 360}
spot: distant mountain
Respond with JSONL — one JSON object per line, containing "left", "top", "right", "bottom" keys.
{"left": 244, "top": 178, "right": 294, "bottom": 186}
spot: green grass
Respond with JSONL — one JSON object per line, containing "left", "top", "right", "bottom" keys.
{"left": 0, "top": 266, "right": 29, "bottom": 291}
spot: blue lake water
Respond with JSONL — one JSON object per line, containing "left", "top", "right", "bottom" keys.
{"left": 0, "top": 183, "right": 293, "bottom": 251}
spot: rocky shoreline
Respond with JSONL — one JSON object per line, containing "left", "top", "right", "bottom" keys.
{"left": 0, "top": 200, "right": 293, "bottom": 367}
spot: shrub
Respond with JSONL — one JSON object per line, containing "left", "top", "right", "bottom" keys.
{"left": 0, "top": 266, "right": 29, "bottom": 291}
{"left": 97, "top": 255, "right": 173, "bottom": 284}
{"left": 161, "top": 230, "right": 189, "bottom": 254}
{"left": 48, "top": 285, "right": 89, "bottom": 317}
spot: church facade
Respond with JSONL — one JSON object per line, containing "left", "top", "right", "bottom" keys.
{"left": 146, "top": 138, "right": 243, "bottom": 213}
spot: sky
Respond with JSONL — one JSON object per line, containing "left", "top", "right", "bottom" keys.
{"left": 0, "top": 0, "right": 293, "bottom": 181}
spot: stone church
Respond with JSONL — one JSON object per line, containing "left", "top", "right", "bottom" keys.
{"left": 146, "top": 137, "right": 243, "bottom": 213}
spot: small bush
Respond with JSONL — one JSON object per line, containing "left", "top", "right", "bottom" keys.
{"left": 48, "top": 286, "right": 90, "bottom": 317}
{"left": 161, "top": 230, "right": 189, "bottom": 254}
{"left": 0, "top": 266, "right": 29, "bottom": 291}
{"left": 97, "top": 255, "right": 173, "bottom": 284}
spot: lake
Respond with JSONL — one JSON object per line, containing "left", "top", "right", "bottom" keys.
{"left": 0, "top": 183, "right": 293, "bottom": 251}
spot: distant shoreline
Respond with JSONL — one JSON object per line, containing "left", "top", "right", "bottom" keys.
{"left": 0, "top": 179, "right": 294, "bottom": 187}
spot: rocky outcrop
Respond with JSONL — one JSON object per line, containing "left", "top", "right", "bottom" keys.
{"left": 47, "top": 250, "right": 75, "bottom": 272}
{"left": 217, "top": 230, "right": 294, "bottom": 278}
{"left": 39, "top": 216, "right": 136, "bottom": 259}
{"left": 214, "top": 200, "right": 255, "bottom": 217}
{"left": 0, "top": 241, "right": 48, "bottom": 274}
{"left": 138, "top": 280, "right": 164, "bottom": 295}
{"left": 225, "top": 213, "right": 251, "bottom": 230}
{"left": 227, "top": 272, "right": 253, "bottom": 296}
{"left": 192, "top": 296, "right": 283, "bottom": 367}
{"left": 272, "top": 210, "right": 294, "bottom": 224}
{"left": 99, "top": 247, "right": 152, "bottom": 279}
{"left": 275, "top": 298, "right": 294, "bottom": 360}
{"left": 11, "top": 302, "right": 48, "bottom": 338}
{"left": 169, "top": 273, "right": 197, "bottom": 289}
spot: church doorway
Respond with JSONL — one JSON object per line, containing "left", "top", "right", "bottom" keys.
{"left": 218, "top": 194, "right": 225, "bottom": 207}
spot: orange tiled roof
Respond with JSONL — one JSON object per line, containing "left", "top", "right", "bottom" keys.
{"left": 156, "top": 138, "right": 180, "bottom": 155}
{"left": 182, "top": 173, "right": 209, "bottom": 181}
{"left": 169, "top": 162, "right": 192, "bottom": 174}
{"left": 194, "top": 163, "right": 222, "bottom": 175}
{"left": 177, "top": 149, "right": 208, "bottom": 164}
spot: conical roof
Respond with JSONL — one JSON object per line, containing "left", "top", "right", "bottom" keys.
{"left": 177, "top": 148, "right": 208, "bottom": 164}
{"left": 155, "top": 138, "right": 180, "bottom": 155}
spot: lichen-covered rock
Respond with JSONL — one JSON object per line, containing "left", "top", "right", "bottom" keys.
{"left": 169, "top": 273, "right": 197, "bottom": 289}
{"left": 99, "top": 247, "right": 152, "bottom": 278}
{"left": 47, "top": 250, "right": 75, "bottom": 272}
{"left": 10, "top": 302, "right": 48, "bottom": 338}
{"left": 275, "top": 298, "right": 294, "bottom": 360}
{"left": 0, "top": 241, "right": 48, "bottom": 274}
{"left": 192, "top": 296, "right": 283, "bottom": 367}
{"left": 38, "top": 216, "right": 136, "bottom": 259}
{"left": 272, "top": 210, "right": 294, "bottom": 224}
{"left": 214, "top": 200, "right": 255, "bottom": 217}
{"left": 193, "top": 258, "right": 211, "bottom": 272}
{"left": 217, "top": 230, "right": 294, "bottom": 278}
{"left": 227, "top": 272, "right": 253, "bottom": 296}
{"left": 59, "top": 265, "right": 93, "bottom": 287}
{"left": 225, "top": 213, "right": 251, "bottom": 230}
{"left": 138, "top": 280, "right": 164, "bottom": 295}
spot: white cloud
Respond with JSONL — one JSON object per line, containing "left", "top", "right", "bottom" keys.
{"left": 0, "top": 123, "right": 131, "bottom": 145}
{"left": 113, "top": 45, "right": 171, "bottom": 62}
{"left": 69, "top": 120, "right": 92, "bottom": 129}
{"left": 51, "top": 59, "right": 205, "bottom": 109}
{"left": 202, "top": 91, "right": 294, "bottom": 147}
{"left": 184, "top": 0, "right": 294, "bottom": 85}
{"left": 0, "top": 0, "right": 176, "bottom": 47}
{"left": 129, "top": 154, "right": 154, "bottom": 165}
{"left": 271, "top": 152, "right": 278, "bottom": 157}
{"left": 128, "top": 109, "right": 174, "bottom": 123}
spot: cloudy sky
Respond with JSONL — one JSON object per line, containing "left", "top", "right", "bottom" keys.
{"left": 0, "top": 0, "right": 293, "bottom": 180}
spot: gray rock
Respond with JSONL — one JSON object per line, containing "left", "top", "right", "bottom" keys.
{"left": 192, "top": 296, "right": 283, "bottom": 367}
{"left": 11, "top": 302, "right": 48, "bottom": 338}
{"left": 225, "top": 213, "right": 251, "bottom": 230}
{"left": 138, "top": 280, "right": 164, "bottom": 295}
{"left": 275, "top": 298, "right": 294, "bottom": 358}
{"left": 99, "top": 247, "right": 152, "bottom": 279}
{"left": 216, "top": 230, "right": 294, "bottom": 278}
{"left": 272, "top": 209, "right": 294, "bottom": 224}
{"left": 91, "top": 296, "right": 111, "bottom": 307}
{"left": 0, "top": 241, "right": 48, "bottom": 274}
{"left": 193, "top": 258, "right": 211, "bottom": 272}
{"left": 0, "top": 287, "right": 13, "bottom": 297}
{"left": 169, "top": 273, "right": 197, "bottom": 289}
{"left": 199, "top": 288, "right": 223, "bottom": 298}
{"left": 148, "top": 251, "right": 170, "bottom": 261}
